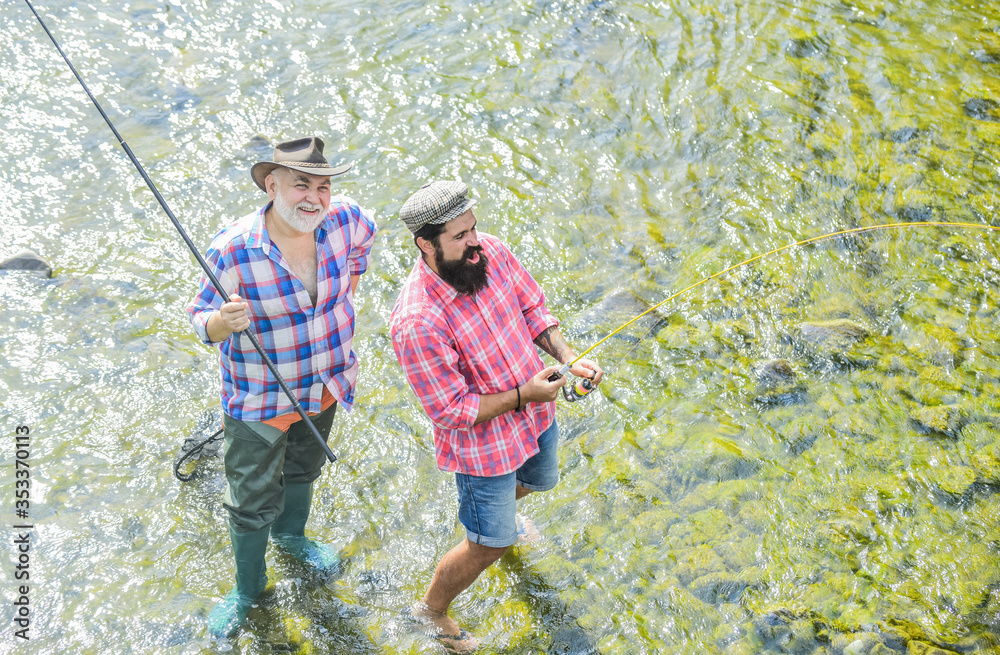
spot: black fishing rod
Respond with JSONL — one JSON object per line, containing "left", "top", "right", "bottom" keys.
{"left": 24, "top": 0, "right": 337, "bottom": 463}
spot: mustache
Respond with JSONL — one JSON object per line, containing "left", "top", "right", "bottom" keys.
{"left": 295, "top": 202, "right": 324, "bottom": 212}
{"left": 463, "top": 245, "right": 484, "bottom": 261}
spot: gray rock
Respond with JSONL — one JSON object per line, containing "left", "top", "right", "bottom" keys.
{"left": 964, "top": 98, "right": 999, "bottom": 122}
{"left": 752, "top": 359, "right": 809, "bottom": 406}
{"left": 973, "top": 50, "right": 1000, "bottom": 64}
{"left": 0, "top": 250, "right": 52, "bottom": 278}
{"left": 245, "top": 134, "right": 272, "bottom": 152}
{"left": 565, "top": 289, "right": 659, "bottom": 341}
{"left": 882, "top": 127, "right": 922, "bottom": 143}
{"left": 896, "top": 205, "right": 937, "bottom": 222}
{"left": 752, "top": 359, "right": 796, "bottom": 384}
{"left": 784, "top": 37, "right": 827, "bottom": 59}
{"left": 799, "top": 319, "right": 869, "bottom": 349}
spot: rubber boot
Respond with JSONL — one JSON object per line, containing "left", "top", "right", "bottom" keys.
{"left": 207, "top": 524, "right": 269, "bottom": 639}
{"left": 270, "top": 482, "right": 341, "bottom": 572}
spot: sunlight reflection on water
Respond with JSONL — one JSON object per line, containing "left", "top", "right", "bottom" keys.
{"left": 3, "top": 0, "right": 1000, "bottom": 652}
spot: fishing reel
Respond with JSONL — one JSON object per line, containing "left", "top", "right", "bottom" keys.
{"left": 548, "top": 364, "right": 598, "bottom": 403}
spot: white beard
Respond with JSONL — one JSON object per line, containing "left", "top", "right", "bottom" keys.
{"left": 273, "top": 191, "right": 327, "bottom": 233}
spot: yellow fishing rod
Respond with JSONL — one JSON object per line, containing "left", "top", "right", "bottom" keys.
{"left": 555, "top": 221, "right": 1000, "bottom": 401}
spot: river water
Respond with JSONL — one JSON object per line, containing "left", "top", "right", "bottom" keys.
{"left": 2, "top": 0, "right": 999, "bottom": 653}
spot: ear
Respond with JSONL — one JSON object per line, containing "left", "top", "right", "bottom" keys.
{"left": 416, "top": 236, "right": 436, "bottom": 258}
{"left": 264, "top": 170, "right": 279, "bottom": 200}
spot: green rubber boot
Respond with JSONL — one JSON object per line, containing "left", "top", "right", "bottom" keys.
{"left": 207, "top": 524, "right": 269, "bottom": 639}
{"left": 271, "top": 482, "right": 341, "bottom": 573}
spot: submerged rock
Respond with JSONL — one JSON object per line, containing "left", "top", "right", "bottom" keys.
{"left": 963, "top": 98, "right": 999, "bottom": 122}
{"left": 968, "top": 449, "right": 1000, "bottom": 484}
{"left": 751, "top": 359, "right": 809, "bottom": 405}
{"left": 910, "top": 405, "right": 967, "bottom": 437}
{"left": 690, "top": 571, "right": 755, "bottom": 604}
{"left": 927, "top": 465, "right": 976, "bottom": 499}
{"left": 0, "top": 249, "right": 52, "bottom": 278}
{"left": 842, "top": 635, "right": 880, "bottom": 655}
{"left": 798, "top": 319, "right": 869, "bottom": 359}
{"left": 800, "top": 319, "right": 868, "bottom": 342}
{"left": 565, "top": 289, "right": 659, "bottom": 342}
{"left": 752, "top": 359, "right": 796, "bottom": 384}
{"left": 881, "top": 126, "right": 923, "bottom": 143}
{"left": 907, "top": 642, "right": 961, "bottom": 655}
{"left": 751, "top": 359, "right": 808, "bottom": 405}
{"left": 550, "top": 625, "right": 600, "bottom": 655}
{"left": 784, "top": 36, "right": 827, "bottom": 59}
{"left": 896, "top": 205, "right": 937, "bottom": 222}
{"left": 246, "top": 134, "right": 272, "bottom": 151}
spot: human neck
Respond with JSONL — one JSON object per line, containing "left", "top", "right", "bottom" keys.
{"left": 265, "top": 204, "right": 319, "bottom": 305}
{"left": 421, "top": 251, "right": 440, "bottom": 276}
{"left": 265, "top": 204, "right": 317, "bottom": 241}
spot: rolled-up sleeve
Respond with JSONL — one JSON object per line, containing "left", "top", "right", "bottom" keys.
{"left": 186, "top": 246, "right": 239, "bottom": 346}
{"left": 391, "top": 318, "right": 480, "bottom": 431}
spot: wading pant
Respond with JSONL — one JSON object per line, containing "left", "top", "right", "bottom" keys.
{"left": 221, "top": 402, "right": 337, "bottom": 534}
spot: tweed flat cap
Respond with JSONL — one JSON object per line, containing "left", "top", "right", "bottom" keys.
{"left": 399, "top": 180, "right": 478, "bottom": 234}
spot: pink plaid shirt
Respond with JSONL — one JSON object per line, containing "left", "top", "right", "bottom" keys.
{"left": 187, "top": 197, "right": 377, "bottom": 421}
{"left": 389, "top": 234, "right": 559, "bottom": 476}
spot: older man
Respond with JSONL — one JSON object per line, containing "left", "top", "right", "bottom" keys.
{"left": 389, "top": 180, "right": 602, "bottom": 651}
{"left": 187, "top": 137, "right": 377, "bottom": 638}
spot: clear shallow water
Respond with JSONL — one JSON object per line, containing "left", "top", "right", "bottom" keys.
{"left": 1, "top": 0, "right": 999, "bottom": 653}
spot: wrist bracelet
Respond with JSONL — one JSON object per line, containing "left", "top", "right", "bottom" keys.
{"left": 515, "top": 385, "right": 521, "bottom": 412}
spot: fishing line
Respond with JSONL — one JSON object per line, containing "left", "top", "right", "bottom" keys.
{"left": 174, "top": 427, "right": 224, "bottom": 482}
{"left": 561, "top": 221, "right": 1000, "bottom": 379}
{"left": 24, "top": 0, "right": 337, "bottom": 463}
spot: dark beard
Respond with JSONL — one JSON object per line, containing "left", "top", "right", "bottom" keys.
{"left": 436, "top": 245, "right": 490, "bottom": 296}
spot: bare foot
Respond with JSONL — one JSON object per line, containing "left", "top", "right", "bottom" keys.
{"left": 409, "top": 602, "right": 480, "bottom": 653}
{"left": 515, "top": 514, "right": 541, "bottom": 543}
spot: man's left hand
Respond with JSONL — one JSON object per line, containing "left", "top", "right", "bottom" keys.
{"left": 568, "top": 358, "right": 603, "bottom": 385}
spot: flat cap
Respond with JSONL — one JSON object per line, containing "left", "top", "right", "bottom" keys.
{"left": 399, "top": 180, "right": 477, "bottom": 234}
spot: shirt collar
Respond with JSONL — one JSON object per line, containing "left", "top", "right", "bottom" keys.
{"left": 417, "top": 255, "right": 460, "bottom": 304}
{"left": 245, "top": 204, "right": 271, "bottom": 253}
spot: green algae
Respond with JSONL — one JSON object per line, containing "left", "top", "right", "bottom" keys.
{"left": 6, "top": 0, "right": 1000, "bottom": 652}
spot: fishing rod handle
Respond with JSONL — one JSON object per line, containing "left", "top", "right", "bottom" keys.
{"left": 547, "top": 363, "right": 597, "bottom": 402}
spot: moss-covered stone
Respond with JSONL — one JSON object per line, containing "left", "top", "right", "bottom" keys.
{"left": 799, "top": 319, "right": 870, "bottom": 346}
{"left": 883, "top": 617, "right": 928, "bottom": 643}
{"left": 926, "top": 465, "right": 976, "bottom": 497}
{"left": 673, "top": 545, "right": 727, "bottom": 585}
{"left": 869, "top": 643, "right": 901, "bottom": 655}
{"left": 906, "top": 641, "right": 959, "bottom": 655}
{"left": 909, "top": 405, "right": 967, "bottom": 436}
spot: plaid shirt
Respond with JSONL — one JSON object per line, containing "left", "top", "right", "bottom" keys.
{"left": 390, "top": 234, "right": 558, "bottom": 476}
{"left": 188, "top": 196, "right": 377, "bottom": 421}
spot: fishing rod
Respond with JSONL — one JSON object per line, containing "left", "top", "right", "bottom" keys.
{"left": 24, "top": 0, "right": 337, "bottom": 463}
{"left": 559, "top": 221, "right": 1000, "bottom": 398}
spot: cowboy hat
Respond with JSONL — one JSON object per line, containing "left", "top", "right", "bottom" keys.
{"left": 250, "top": 136, "right": 352, "bottom": 191}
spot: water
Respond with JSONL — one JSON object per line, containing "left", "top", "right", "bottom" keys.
{"left": 2, "top": 0, "right": 999, "bottom": 653}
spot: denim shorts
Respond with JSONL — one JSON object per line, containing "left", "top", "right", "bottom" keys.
{"left": 455, "top": 420, "right": 559, "bottom": 548}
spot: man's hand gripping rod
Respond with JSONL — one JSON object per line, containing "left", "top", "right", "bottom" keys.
{"left": 25, "top": 0, "right": 337, "bottom": 462}
{"left": 548, "top": 363, "right": 597, "bottom": 403}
